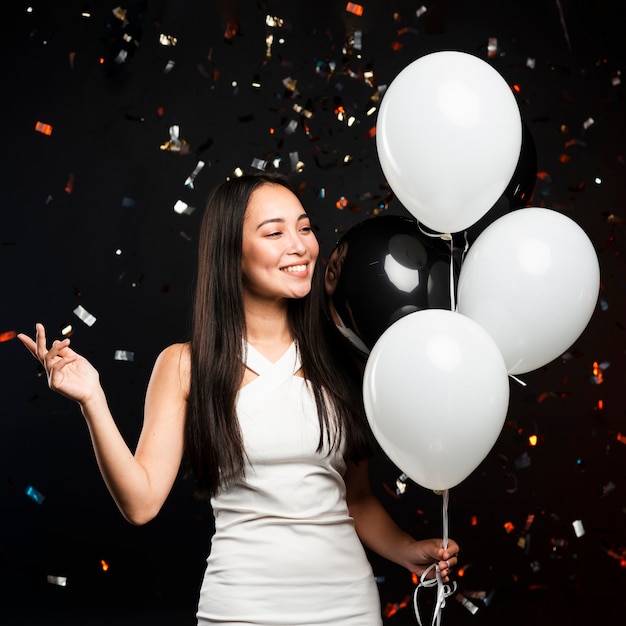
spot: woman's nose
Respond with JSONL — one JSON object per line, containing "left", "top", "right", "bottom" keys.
{"left": 288, "top": 232, "right": 307, "bottom": 253}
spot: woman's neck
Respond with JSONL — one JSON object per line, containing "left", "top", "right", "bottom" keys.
{"left": 244, "top": 298, "right": 293, "bottom": 356}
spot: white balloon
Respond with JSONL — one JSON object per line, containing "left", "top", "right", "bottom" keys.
{"left": 376, "top": 51, "right": 522, "bottom": 234}
{"left": 363, "top": 309, "right": 510, "bottom": 491}
{"left": 457, "top": 207, "right": 600, "bottom": 374}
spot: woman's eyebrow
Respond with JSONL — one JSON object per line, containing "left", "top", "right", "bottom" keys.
{"left": 255, "top": 214, "right": 309, "bottom": 229}
{"left": 256, "top": 217, "right": 284, "bottom": 230}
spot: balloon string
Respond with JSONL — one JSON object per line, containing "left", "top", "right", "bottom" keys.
{"left": 415, "top": 222, "right": 455, "bottom": 311}
{"left": 442, "top": 488, "right": 449, "bottom": 550}
{"left": 412, "top": 489, "right": 456, "bottom": 626}
{"left": 508, "top": 374, "right": 527, "bottom": 387}
{"left": 448, "top": 244, "right": 456, "bottom": 312}
{"left": 460, "top": 230, "right": 470, "bottom": 264}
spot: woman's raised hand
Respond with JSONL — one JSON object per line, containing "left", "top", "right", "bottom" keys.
{"left": 18, "top": 323, "right": 102, "bottom": 405}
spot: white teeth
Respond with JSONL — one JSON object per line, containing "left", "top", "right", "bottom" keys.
{"left": 282, "top": 264, "right": 307, "bottom": 272}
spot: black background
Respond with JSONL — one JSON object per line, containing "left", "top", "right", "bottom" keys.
{"left": 1, "top": 1, "right": 625, "bottom": 624}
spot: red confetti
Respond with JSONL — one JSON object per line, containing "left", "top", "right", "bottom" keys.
{"left": 224, "top": 22, "right": 239, "bottom": 41}
{"left": 335, "top": 197, "right": 349, "bottom": 210}
{"left": 346, "top": 2, "right": 364, "bottom": 16}
{"left": 0, "top": 330, "right": 17, "bottom": 342}
{"left": 35, "top": 122, "right": 53, "bottom": 136}
{"left": 384, "top": 595, "right": 409, "bottom": 618}
{"left": 65, "top": 173, "right": 75, "bottom": 194}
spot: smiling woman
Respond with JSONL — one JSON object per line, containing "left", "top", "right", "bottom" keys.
{"left": 241, "top": 183, "right": 319, "bottom": 305}
{"left": 18, "top": 172, "right": 458, "bottom": 625}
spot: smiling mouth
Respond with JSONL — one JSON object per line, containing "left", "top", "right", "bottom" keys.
{"left": 281, "top": 264, "right": 308, "bottom": 273}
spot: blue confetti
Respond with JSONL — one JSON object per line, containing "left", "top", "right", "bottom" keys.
{"left": 25, "top": 485, "right": 45, "bottom": 504}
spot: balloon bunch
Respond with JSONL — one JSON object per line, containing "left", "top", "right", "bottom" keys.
{"left": 324, "top": 50, "right": 600, "bottom": 625}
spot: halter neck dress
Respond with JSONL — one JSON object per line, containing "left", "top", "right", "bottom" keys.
{"left": 196, "top": 341, "right": 382, "bottom": 625}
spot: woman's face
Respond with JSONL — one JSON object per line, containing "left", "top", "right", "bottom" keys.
{"left": 241, "top": 183, "right": 319, "bottom": 303}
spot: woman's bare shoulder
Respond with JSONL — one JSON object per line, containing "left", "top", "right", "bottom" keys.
{"left": 159, "top": 341, "right": 190, "bottom": 360}
{"left": 154, "top": 342, "right": 191, "bottom": 393}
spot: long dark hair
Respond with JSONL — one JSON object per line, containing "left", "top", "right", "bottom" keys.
{"left": 186, "top": 172, "right": 375, "bottom": 499}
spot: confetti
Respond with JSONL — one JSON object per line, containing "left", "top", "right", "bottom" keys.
{"left": 346, "top": 3, "right": 364, "bottom": 16}
{"left": 112, "top": 7, "right": 127, "bottom": 21}
{"left": 114, "top": 49, "right": 128, "bottom": 64}
{"left": 514, "top": 452, "right": 531, "bottom": 469}
{"left": 284, "top": 119, "right": 298, "bottom": 135}
{"left": 224, "top": 21, "right": 239, "bottom": 42}
{"left": 265, "top": 15, "right": 284, "bottom": 28}
{"left": 456, "top": 593, "right": 479, "bottom": 614}
{"left": 0, "top": 330, "right": 17, "bottom": 342}
{"left": 73, "top": 305, "right": 96, "bottom": 327}
{"left": 383, "top": 595, "right": 409, "bottom": 618}
{"left": 336, "top": 197, "right": 349, "bottom": 210}
{"left": 114, "top": 350, "right": 134, "bottom": 362}
{"left": 251, "top": 158, "right": 268, "bottom": 170}
{"left": 282, "top": 76, "right": 298, "bottom": 97}
{"left": 159, "top": 34, "right": 178, "bottom": 46}
{"left": 64, "top": 173, "right": 75, "bottom": 194}
{"left": 160, "top": 125, "right": 189, "bottom": 153}
{"left": 555, "top": 0, "right": 572, "bottom": 50}
{"left": 289, "top": 152, "right": 304, "bottom": 172}
{"left": 47, "top": 575, "right": 67, "bottom": 587}
{"left": 25, "top": 485, "right": 44, "bottom": 504}
{"left": 395, "top": 473, "right": 408, "bottom": 496}
{"left": 601, "top": 481, "right": 616, "bottom": 496}
{"left": 174, "top": 200, "right": 196, "bottom": 215}
{"left": 34, "top": 121, "right": 53, "bottom": 135}
{"left": 184, "top": 161, "right": 205, "bottom": 189}
{"left": 572, "top": 519, "right": 585, "bottom": 537}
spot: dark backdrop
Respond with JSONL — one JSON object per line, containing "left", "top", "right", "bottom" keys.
{"left": 1, "top": 1, "right": 625, "bottom": 624}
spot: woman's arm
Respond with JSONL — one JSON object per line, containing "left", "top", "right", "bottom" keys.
{"left": 18, "top": 324, "right": 188, "bottom": 525}
{"left": 345, "top": 458, "right": 459, "bottom": 581}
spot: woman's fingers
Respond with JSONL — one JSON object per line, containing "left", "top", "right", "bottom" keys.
{"left": 19, "top": 324, "right": 73, "bottom": 372}
{"left": 45, "top": 340, "right": 73, "bottom": 375}
{"left": 17, "top": 332, "right": 37, "bottom": 358}
{"left": 35, "top": 323, "right": 48, "bottom": 361}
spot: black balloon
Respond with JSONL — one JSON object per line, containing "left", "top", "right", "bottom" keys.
{"left": 324, "top": 214, "right": 457, "bottom": 358}
{"left": 461, "top": 120, "right": 538, "bottom": 247}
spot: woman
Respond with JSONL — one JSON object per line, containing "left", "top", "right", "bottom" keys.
{"left": 18, "top": 172, "right": 458, "bottom": 625}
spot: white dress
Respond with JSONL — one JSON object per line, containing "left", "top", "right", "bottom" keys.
{"left": 196, "top": 342, "right": 382, "bottom": 625}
